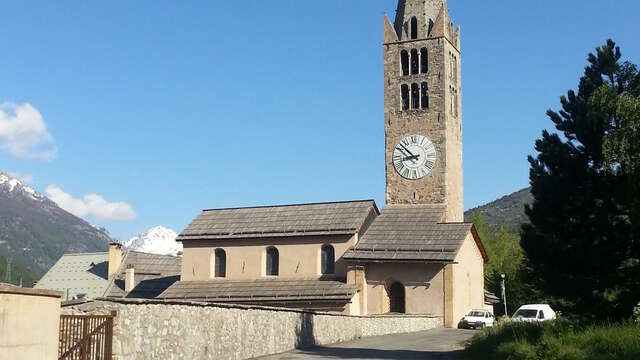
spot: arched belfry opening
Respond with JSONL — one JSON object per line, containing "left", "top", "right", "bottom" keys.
{"left": 387, "top": 281, "right": 406, "bottom": 314}
{"left": 410, "top": 17, "right": 418, "bottom": 40}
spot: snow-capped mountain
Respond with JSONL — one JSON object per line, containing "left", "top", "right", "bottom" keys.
{"left": 0, "top": 172, "right": 113, "bottom": 273}
{"left": 0, "top": 173, "right": 42, "bottom": 201}
{"left": 123, "top": 226, "right": 182, "bottom": 256}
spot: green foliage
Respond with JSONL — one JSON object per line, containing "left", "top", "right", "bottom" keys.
{"left": 633, "top": 303, "right": 640, "bottom": 323}
{"left": 0, "top": 255, "right": 39, "bottom": 287}
{"left": 472, "top": 211, "right": 527, "bottom": 316}
{"left": 465, "top": 321, "right": 640, "bottom": 360}
{"left": 522, "top": 39, "right": 640, "bottom": 320}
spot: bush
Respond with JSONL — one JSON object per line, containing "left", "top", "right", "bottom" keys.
{"left": 464, "top": 321, "right": 640, "bottom": 360}
{"left": 633, "top": 303, "right": 640, "bottom": 323}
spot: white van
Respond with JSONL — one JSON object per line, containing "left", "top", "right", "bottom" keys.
{"left": 512, "top": 304, "right": 557, "bottom": 322}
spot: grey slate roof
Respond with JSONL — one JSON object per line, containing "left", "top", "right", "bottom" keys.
{"left": 344, "top": 204, "right": 480, "bottom": 262}
{"left": 177, "top": 200, "right": 379, "bottom": 241}
{"left": 159, "top": 278, "right": 358, "bottom": 302}
{"left": 36, "top": 250, "right": 181, "bottom": 301}
{"left": 105, "top": 251, "right": 182, "bottom": 299}
{"left": 34, "top": 253, "right": 110, "bottom": 300}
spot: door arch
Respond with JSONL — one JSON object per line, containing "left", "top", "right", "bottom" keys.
{"left": 388, "top": 281, "right": 406, "bottom": 314}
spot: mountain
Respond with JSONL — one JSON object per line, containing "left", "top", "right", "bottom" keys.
{"left": 123, "top": 226, "right": 181, "bottom": 256}
{"left": 464, "top": 187, "right": 533, "bottom": 234}
{"left": 0, "top": 172, "right": 114, "bottom": 276}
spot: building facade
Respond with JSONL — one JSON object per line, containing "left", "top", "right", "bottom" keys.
{"left": 160, "top": 0, "right": 487, "bottom": 328}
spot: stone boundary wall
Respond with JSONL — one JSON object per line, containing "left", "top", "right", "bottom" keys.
{"left": 69, "top": 299, "right": 442, "bottom": 359}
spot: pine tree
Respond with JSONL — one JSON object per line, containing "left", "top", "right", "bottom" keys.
{"left": 521, "top": 40, "right": 640, "bottom": 320}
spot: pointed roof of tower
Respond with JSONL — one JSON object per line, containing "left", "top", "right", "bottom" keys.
{"left": 429, "top": 1, "right": 459, "bottom": 48}
{"left": 431, "top": 3, "right": 450, "bottom": 38}
{"left": 383, "top": 13, "right": 399, "bottom": 43}
{"left": 393, "top": 0, "right": 450, "bottom": 41}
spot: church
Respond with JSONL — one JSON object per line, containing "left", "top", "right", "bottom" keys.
{"left": 159, "top": 0, "right": 488, "bottom": 328}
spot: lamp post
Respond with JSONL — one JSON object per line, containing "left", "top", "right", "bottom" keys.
{"left": 501, "top": 273, "right": 508, "bottom": 316}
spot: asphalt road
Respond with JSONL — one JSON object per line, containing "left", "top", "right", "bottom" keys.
{"left": 259, "top": 328, "right": 476, "bottom": 359}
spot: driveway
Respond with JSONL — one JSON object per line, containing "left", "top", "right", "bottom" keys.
{"left": 259, "top": 328, "right": 476, "bottom": 359}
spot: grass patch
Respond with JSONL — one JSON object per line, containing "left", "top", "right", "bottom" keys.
{"left": 464, "top": 320, "right": 640, "bottom": 360}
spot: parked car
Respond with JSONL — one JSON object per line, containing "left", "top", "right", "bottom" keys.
{"left": 512, "top": 304, "right": 557, "bottom": 322}
{"left": 458, "top": 309, "right": 495, "bottom": 329}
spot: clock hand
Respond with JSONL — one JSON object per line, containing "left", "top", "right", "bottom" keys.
{"left": 399, "top": 145, "right": 420, "bottom": 164}
{"left": 400, "top": 144, "right": 415, "bottom": 157}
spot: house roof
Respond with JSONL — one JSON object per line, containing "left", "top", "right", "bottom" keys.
{"left": 104, "top": 251, "right": 182, "bottom": 299}
{"left": 34, "top": 252, "right": 110, "bottom": 300}
{"left": 36, "top": 250, "right": 181, "bottom": 301}
{"left": 158, "top": 278, "right": 358, "bottom": 302}
{"left": 176, "top": 200, "right": 379, "bottom": 241}
{"left": 343, "top": 204, "right": 487, "bottom": 262}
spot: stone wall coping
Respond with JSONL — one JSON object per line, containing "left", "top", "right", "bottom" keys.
{"left": 0, "top": 283, "right": 62, "bottom": 298}
{"left": 84, "top": 297, "right": 443, "bottom": 319}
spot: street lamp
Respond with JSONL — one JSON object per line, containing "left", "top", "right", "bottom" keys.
{"left": 501, "top": 274, "right": 508, "bottom": 316}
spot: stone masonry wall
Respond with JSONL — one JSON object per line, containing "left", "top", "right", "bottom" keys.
{"left": 70, "top": 300, "right": 442, "bottom": 360}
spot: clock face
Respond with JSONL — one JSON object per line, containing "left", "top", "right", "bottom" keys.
{"left": 393, "top": 134, "right": 437, "bottom": 180}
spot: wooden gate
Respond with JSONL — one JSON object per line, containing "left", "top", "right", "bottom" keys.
{"left": 58, "top": 314, "right": 114, "bottom": 360}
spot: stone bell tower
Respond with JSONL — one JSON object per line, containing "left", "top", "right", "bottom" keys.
{"left": 384, "top": 0, "right": 463, "bottom": 222}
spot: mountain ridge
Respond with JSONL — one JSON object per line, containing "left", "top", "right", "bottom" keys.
{"left": 0, "top": 172, "right": 114, "bottom": 276}
{"left": 464, "top": 187, "right": 533, "bottom": 234}
{"left": 123, "top": 226, "right": 181, "bottom": 256}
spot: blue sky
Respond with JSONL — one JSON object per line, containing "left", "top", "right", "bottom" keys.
{"left": 1, "top": 0, "right": 638, "bottom": 240}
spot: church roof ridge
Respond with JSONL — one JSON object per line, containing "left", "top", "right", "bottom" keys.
{"left": 202, "top": 199, "right": 377, "bottom": 212}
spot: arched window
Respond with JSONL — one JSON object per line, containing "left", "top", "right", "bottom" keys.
{"left": 400, "top": 50, "right": 409, "bottom": 76}
{"left": 411, "top": 83, "right": 420, "bottom": 109}
{"left": 421, "top": 82, "right": 429, "bottom": 109}
{"left": 410, "top": 49, "right": 419, "bottom": 75}
{"left": 321, "top": 245, "right": 335, "bottom": 275}
{"left": 420, "top": 48, "right": 428, "bottom": 73}
{"left": 214, "top": 249, "right": 226, "bottom": 278}
{"left": 410, "top": 17, "right": 418, "bottom": 40}
{"left": 401, "top": 84, "right": 410, "bottom": 110}
{"left": 388, "top": 282, "right": 406, "bottom": 313}
{"left": 266, "top": 247, "right": 279, "bottom": 276}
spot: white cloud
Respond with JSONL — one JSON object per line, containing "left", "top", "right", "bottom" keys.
{"left": 45, "top": 185, "right": 136, "bottom": 222}
{"left": 0, "top": 102, "right": 57, "bottom": 160}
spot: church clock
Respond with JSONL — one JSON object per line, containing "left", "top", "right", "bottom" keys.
{"left": 392, "top": 134, "right": 437, "bottom": 180}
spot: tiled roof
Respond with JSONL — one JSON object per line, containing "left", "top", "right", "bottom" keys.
{"left": 126, "top": 275, "right": 181, "bottom": 299}
{"left": 344, "top": 204, "right": 476, "bottom": 262}
{"left": 36, "top": 250, "right": 181, "bottom": 301}
{"left": 158, "top": 279, "right": 358, "bottom": 302}
{"left": 105, "top": 251, "right": 181, "bottom": 299}
{"left": 177, "top": 200, "right": 378, "bottom": 240}
{"left": 34, "top": 253, "right": 110, "bottom": 300}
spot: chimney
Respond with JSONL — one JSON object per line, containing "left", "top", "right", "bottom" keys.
{"left": 125, "top": 264, "right": 135, "bottom": 292}
{"left": 108, "top": 243, "right": 123, "bottom": 278}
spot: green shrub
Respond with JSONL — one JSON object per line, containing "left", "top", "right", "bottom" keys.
{"left": 633, "top": 303, "right": 640, "bottom": 323}
{"left": 464, "top": 321, "right": 640, "bottom": 360}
